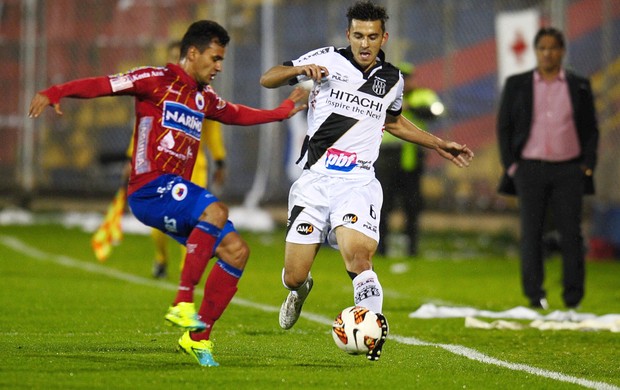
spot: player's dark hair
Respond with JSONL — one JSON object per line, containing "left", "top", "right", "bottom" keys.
{"left": 534, "top": 27, "right": 565, "bottom": 49}
{"left": 346, "top": 1, "right": 389, "bottom": 32}
{"left": 180, "top": 20, "right": 230, "bottom": 58}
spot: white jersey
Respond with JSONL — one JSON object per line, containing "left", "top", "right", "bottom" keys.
{"left": 288, "top": 46, "right": 404, "bottom": 180}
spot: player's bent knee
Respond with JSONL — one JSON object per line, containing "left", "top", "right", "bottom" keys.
{"left": 216, "top": 234, "right": 250, "bottom": 269}
{"left": 199, "top": 201, "right": 229, "bottom": 226}
{"left": 282, "top": 270, "right": 307, "bottom": 290}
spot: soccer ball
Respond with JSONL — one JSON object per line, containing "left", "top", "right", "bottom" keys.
{"left": 331, "top": 306, "right": 382, "bottom": 355}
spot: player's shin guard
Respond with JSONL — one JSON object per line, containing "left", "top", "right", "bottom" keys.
{"left": 193, "top": 260, "right": 242, "bottom": 341}
{"left": 174, "top": 221, "right": 221, "bottom": 305}
{"left": 352, "top": 270, "right": 383, "bottom": 314}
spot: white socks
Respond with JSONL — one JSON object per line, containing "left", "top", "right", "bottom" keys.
{"left": 352, "top": 270, "right": 383, "bottom": 314}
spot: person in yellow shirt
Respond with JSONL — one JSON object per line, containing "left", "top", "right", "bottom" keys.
{"left": 375, "top": 62, "right": 444, "bottom": 257}
{"left": 149, "top": 40, "right": 227, "bottom": 278}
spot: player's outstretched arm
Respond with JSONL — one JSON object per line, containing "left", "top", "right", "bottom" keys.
{"left": 213, "top": 87, "right": 308, "bottom": 126}
{"left": 261, "top": 64, "right": 329, "bottom": 88}
{"left": 29, "top": 77, "right": 114, "bottom": 119}
{"left": 28, "top": 93, "right": 62, "bottom": 118}
{"left": 384, "top": 114, "right": 474, "bottom": 168}
{"left": 434, "top": 141, "right": 474, "bottom": 168}
{"left": 284, "top": 87, "right": 309, "bottom": 118}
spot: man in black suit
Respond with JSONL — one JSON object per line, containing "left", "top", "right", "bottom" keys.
{"left": 497, "top": 27, "right": 599, "bottom": 310}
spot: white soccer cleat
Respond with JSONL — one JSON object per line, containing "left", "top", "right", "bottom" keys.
{"left": 279, "top": 276, "right": 313, "bottom": 330}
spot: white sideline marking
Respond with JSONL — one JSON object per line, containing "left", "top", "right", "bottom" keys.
{"left": 1, "top": 235, "right": 618, "bottom": 390}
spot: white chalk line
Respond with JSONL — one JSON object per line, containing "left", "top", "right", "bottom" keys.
{"left": 1, "top": 235, "right": 617, "bottom": 390}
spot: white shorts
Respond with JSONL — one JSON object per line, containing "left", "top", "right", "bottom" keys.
{"left": 285, "top": 170, "right": 382, "bottom": 249}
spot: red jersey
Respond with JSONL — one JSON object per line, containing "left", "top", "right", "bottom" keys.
{"left": 41, "top": 63, "right": 294, "bottom": 195}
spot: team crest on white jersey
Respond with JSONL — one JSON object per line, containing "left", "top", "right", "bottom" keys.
{"left": 372, "top": 77, "right": 387, "bottom": 96}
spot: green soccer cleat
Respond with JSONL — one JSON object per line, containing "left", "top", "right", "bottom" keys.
{"left": 178, "top": 331, "right": 219, "bottom": 367}
{"left": 164, "top": 302, "right": 206, "bottom": 331}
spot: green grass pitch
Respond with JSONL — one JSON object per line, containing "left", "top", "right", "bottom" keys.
{"left": 1, "top": 221, "right": 619, "bottom": 389}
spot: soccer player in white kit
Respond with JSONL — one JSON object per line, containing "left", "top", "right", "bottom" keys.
{"left": 261, "top": 1, "right": 474, "bottom": 360}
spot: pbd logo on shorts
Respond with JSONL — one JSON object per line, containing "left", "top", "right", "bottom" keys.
{"left": 325, "top": 148, "right": 357, "bottom": 172}
{"left": 343, "top": 214, "right": 358, "bottom": 224}
{"left": 171, "top": 183, "right": 188, "bottom": 201}
{"left": 296, "top": 223, "right": 314, "bottom": 235}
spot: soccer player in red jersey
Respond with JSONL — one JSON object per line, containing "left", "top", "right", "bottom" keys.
{"left": 29, "top": 20, "right": 308, "bottom": 367}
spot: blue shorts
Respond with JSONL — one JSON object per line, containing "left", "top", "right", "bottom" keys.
{"left": 128, "top": 174, "right": 235, "bottom": 248}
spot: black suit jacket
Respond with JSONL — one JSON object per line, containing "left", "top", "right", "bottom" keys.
{"left": 497, "top": 69, "right": 599, "bottom": 195}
